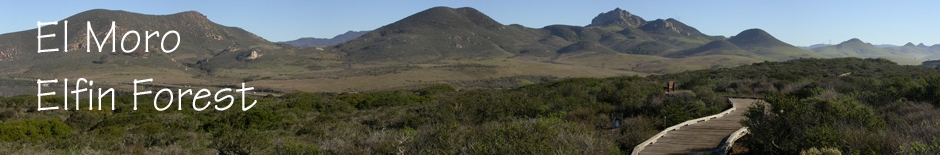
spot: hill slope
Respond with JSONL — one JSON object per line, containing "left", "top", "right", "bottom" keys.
{"left": 666, "top": 40, "right": 761, "bottom": 58}
{"left": 728, "top": 29, "right": 819, "bottom": 60}
{"left": 811, "top": 39, "right": 924, "bottom": 65}
{"left": 279, "top": 30, "right": 370, "bottom": 47}
{"left": 336, "top": 7, "right": 549, "bottom": 63}
{"left": 812, "top": 38, "right": 891, "bottom": 57}
{"left": 587, "top": 8, "right": 647, "bottom": 27}
{"left": 0, "top": 9, "right": 283, "bottom": 78}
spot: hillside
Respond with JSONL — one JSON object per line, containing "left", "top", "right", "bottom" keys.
{"left": 0, "top": 9, "right": 288, "bottom": 79}
{"left": 335, "top": 7, "right": 548, "bottom": 63}
{"left": 810, "top": 39, "right": 931, "bottom": 65}
{"left": 665, "top": 40, "right": 759, "bottom": 58}
{"left": 334, "top": 7, "right": 766, "bottom": 64}
{"left": 812, "top": 38, "right": 890, "bottom": 58}
{"left": 2, "top": 58, "right": 938, "bottom": 154}
{"left": 587, "top": 8, "right": 647, "bottom": 27}
{"left": 727, "top": 29, "right": 819, "bottom": 60}
{"left": 279, "top": 30, "right": 370, "bottom": 47}
{"left": 0, "top": 7, "right": 835, "bottom": 96}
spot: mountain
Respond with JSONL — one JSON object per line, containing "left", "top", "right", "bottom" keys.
{"left": 0, "top": 7, "right": 819, "bottom": 95}
{"left": 727, "top": 29, "right": 819, "bottom": 60}
{"left": 587, "top": 8, "right": 647, "bottom": 27}
{"left": 811, "top": 38, "right": 890, "bottom": 57}
{"left": 808, "top": 39, "right": 924, "bottom": 65}
{"left": 884, "top": 42, "right": 932, "bottom": 60}
{"left": 335, "top": 7, "right": 551, "bottom": 63}
{"left": 334, "top": 7, "right": 818, "bottom": 65}
{"left": 279, "top": 30, "right": 370, "bottom": 47}
{"left": 639, "top": 18, "right": 705, "bottom": 37}
{"left": 0, "top": 9, "right": 283, "bottom": 77}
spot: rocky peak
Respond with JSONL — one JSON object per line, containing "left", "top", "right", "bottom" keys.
{"left": 588, "top": 8, "right": 647, "bottom": 27}
{"left": 904, "top": 42, "right": 916, "bottom": 47}
{"left": 639, "top": 18, "right": 703, "bottom": 36}
{"left": 172, "top": 10, "right": 211, "bottom": 27}
{"left": 176, "top": 11, "right": 208, "bottom": 20}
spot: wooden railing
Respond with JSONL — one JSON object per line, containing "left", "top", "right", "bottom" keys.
{"left": 714, "top": 127, "right": 749, "bottom": 154}
{"left": 631, "top": 98, "right": 738, "bottom": 155}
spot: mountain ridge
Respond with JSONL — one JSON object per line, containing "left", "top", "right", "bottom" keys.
{"left": 0, "top": 7, "right": 870, "bottom": 95}
{"left": 279, "top": 30, "right": 370, "bottom": 47}
{"left": 727, "top": 29, "right": 818, "bottom": 60}
{"left": 587, "top": 8, "right": 646, "bottom": 27}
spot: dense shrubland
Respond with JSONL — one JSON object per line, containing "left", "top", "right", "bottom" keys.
{"left": 660, "top": 58, "right": 940, "bottom": 154}
{"left": 0, "top": 58, "right": 937, "bottom": 154}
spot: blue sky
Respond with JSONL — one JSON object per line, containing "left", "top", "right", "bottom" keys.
{"left": 2, "top": 0, "right": 938, "bottom": 46}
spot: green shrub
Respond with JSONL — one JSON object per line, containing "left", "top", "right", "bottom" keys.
{"left": 210, "top": 129, "right": 270, "bottom": 155}
{"left": 0, "top": 109, "right": 15, "bottom": 121}
{"left": 800, "top": 147, "right": 842, "bottom": 155}
{"left": 742, "top": 94, "right": 886, "bottom": 154}
{"left": 276, "top": 139, "right": 322, "bottom": 155}
{"left": 0, "top": 119, "right": 72, "bottom": 142}
{"left": 204, "top": 110, "right": 283, "bottom": 131}
{"left": 65, "top": 111, "right": 103, "bottom": 131}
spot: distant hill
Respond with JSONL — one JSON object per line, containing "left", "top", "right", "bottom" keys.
{"left": 0, "top": 9, "right": 283, "bottom": 77}
{"left": 727, "top": 29, "right": 819, "bottom": 60}
{"left": 808, "top": 38, "right": 930, "bottom": 65}
{"left": 812, "top": 38, "right": 890, "bottom": 57}
{"left": 882, "top": 43, "right": 938, "bottom": 63}
{"left": 334, "top": 7, "right": 814, "bottom": 64}
{"left": 799, "top": 44, "right": 832, "bottom": 50}
{"left": 335, "top": 7, "right": 550, "bottom": 63}
{"left": 279, "top": 30, "right": 370, "bottom": 47}
{"left": 0, "top": 7, "right": 840, "bottom": 94}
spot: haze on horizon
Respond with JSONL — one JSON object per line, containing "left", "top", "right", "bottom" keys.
{"left": 1, "top": 0, "right": 937, "bottom": 46}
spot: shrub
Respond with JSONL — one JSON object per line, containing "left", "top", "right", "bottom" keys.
{"left": 0, "top": 119, "right": 72, "bottom": 142}
{"left": 210, "top": 129, "right": 270, "bottom": 155}
{"left": 800, "top": 147, "right": 842, "bottom": 155}
{"left": 206, "top": 111, "right": 282, "bottom": 132}
{"left": 0, "top": 109, "right": 15, "bottom": 121}
{"left": 65, "top": 111, "right": 103, "bottom": 131}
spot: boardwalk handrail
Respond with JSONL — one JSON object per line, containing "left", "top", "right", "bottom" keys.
{"left": 714, "top": 127, "right": 749, "bottom": 155}
{"left": 631, "top": 98, "right": 738, "bottom": 155}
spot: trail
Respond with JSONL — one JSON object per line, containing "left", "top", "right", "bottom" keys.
{"left": 634, "top": 98, "right": 762, "bottom": 155}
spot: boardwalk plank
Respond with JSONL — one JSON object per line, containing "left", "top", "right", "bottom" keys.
{"left": 636, "top": 98, "right": 761, "bottom": 155}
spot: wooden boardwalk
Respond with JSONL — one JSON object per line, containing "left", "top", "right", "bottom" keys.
{"left": 637, "top": 98, "right": 762, "bottom": 155}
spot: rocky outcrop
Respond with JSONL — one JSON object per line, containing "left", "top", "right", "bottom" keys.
{"left": 237, "top": 50, "right": 262, "bottom": 61}
{"left": 246, "top": 50, "right": 261, "bottom": 60}
{"left": 588, "top": 8, "right": 647, "bottom": 27}
{"left": 639, "top": 18, "right": 704, "bottom": 37}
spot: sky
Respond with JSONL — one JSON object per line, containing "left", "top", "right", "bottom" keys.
{"left": 2, "top": 0, "right": 938, "bottom": 46}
